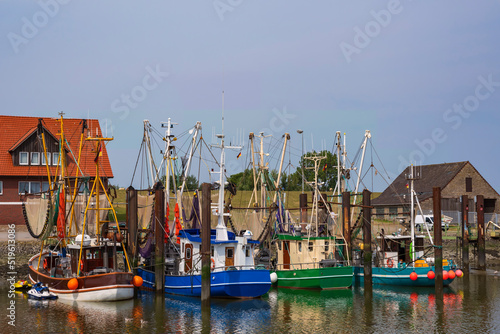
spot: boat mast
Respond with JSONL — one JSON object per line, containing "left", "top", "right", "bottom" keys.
{"left": 407, "top": 164, "right": 417, "bottom": 264}
{"left": 213, "top": 91, "right": 241, "bottom": 241}
{"left": 305, "top": 154, "right": 326, "bottom": 237}
{"left": 351, "top": 130, "right": 371, "bottom": 219}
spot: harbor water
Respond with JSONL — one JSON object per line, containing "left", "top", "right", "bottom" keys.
{"left": 2, "top": 270, "right": 499, "bottom": 333}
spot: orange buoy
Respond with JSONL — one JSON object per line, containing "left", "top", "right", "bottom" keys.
{"left": 427, "top": 270, "right": 435, "bottom": 279}
{"left": 68, "top": 278, "right": 79, "bottom": 290}
{"left": 410, "top": 272, "right": 418, "bottom": 281}
{"left": 455, "top": 269, "right": 463, "bottom": 278}
{"left": 443, "top": 270, "right": 449, "bottom": 280}
{"left": 448, "top": 270, "right": 456, "bottom": 280}
{"left": 132, "top": 275, "right": 143, "bottom": 287}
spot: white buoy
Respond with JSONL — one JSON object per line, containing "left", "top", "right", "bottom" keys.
{"left": 270, "top": 272, "right": 278, "bottom": 283}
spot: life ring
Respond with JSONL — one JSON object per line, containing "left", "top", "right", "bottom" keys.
{"left": 211, "top": 258, "right": 215, "bottom": 271}
{"left": 387, "top": 258, "right": 394, "bottom": 268}
{"left": 43, "top": 258, "right": 48, "bottom": 270}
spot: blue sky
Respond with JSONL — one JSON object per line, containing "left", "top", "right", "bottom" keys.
{"left": 1, "top": 1, "right": 499, "bottom": 192}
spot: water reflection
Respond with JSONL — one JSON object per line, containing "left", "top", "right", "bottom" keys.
{"left": 1, "top": 271, "right": 500, "bottom": 333}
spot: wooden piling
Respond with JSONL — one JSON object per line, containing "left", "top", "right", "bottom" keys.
{"left": 476, "top": 195, "right": 486, "bottom": 271}
{"left": 342, "top": 192, "right": 351, "bottom": 261}
{"left": 461, "top": 195, "right": 469, "bottom": 275}
{"left": 362, "top": 189, "right": 372, "bottom": 289}
{"left": 433, "top": 187, "right": 443, "bottom": 297}
{"left": 126, "top": 186, "right": 138, "bottom": 266}
{"left": 201, "top": 183, "right": 212, "bottom": 306}
{"left": 154, "top": 182, "right": 165, "bottom": 293}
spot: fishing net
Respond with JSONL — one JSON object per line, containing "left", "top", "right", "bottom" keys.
{"left": 22, "top": 193, "right": 53, "bottom": 239}
{"left": 138, "top": 192, "right": 155, "bottom": 230}
{"left": 69, "top": 194, "right": 110, "bottom": 237}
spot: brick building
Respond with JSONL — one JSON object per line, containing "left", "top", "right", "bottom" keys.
{"left": 372, "top": 161, "right": 500, "bottom": 220}
{"left": 0, "top": 115, "right": 113, "bottom": 225}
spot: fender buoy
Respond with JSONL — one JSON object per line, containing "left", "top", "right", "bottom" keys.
{"left": 80, "top": 261, "right": 84, "bottom": 272}
{"left": 387, "top": 258, "right": 394, "bottom": 268}
{"left": 211, "top": 258, "right": 215, "bottom": 271}
{"left": 43, "top": 258, "right": 48, "bottom": 270}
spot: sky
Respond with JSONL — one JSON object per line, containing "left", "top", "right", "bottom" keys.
{"left": 1, "top": 1, "right": 499, "bottom": 192}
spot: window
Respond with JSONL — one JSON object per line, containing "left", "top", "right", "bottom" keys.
{"left": 52, "top": 152, "right": 60, "bottom": 166}
{"left": 186, "top": 247, "right": 191, "bottom": 260}
{"left": 31, "top": 182, "right": 41, "bottom": 194}
{"left": 31, "top": 152, "right": 40, "bottom": 165}
{"left": 0, "top": 181, "right": 3, "bottom": 195}
{"left": 19, "top": 182, "right": 42, "bottom": 194}
{"left": 389, "top": 207, "right": 398, "bottom": 217}
{"left": 226, "top": 247, "right": 234, "bottom": 258}
{"left": 19, "top": 182, "right": 30, "bottom": 194}
{"left": 298, "top": 242, "right": 302, "bottom": 252}
{"left": 42, "top": 182, "right": 50, "bottom": 192}
{"left": 211, "top": 246, "right": 214, "bottom": 257}
{"left": 325, "top": 241, "right": 329, "bottom": 252}
{"left": 466, "top": 177, "right": 472, "bottom": 192}
{"left": 41, "top": 152, "right": 51, "bottom": 166}
{"left": 19, "top": 152, "right": 28, "bottom": 165}
{"left": 245, "top": 247, "right": 250, "bottom": 257}
{"left": 308, "top": 241, "right": 313, "bottom": 252}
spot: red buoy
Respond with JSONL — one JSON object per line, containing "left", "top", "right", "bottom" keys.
{"left": 132, "top": 275, "right": 143, "bottom": 287}
{"left": 68, "top": 278, "right": 78, "bottom": 290}
{"left": 427, "top": 271, "right": 435, "bottom": 279}
{"left": 410, "top": 272, "right": 418, "bottom": 281}
{"left": 443, "top": 270, "right": 449, "bottom": 280}
{"left": 448, "top": 270, "right": 456, "bottom": 280}
{"left": 456, "top": 269, "right": 463, "bottom": 278}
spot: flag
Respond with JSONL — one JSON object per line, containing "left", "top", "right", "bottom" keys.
{"left": 406, "top": 183, "right": 409, "bottom": 189}
{"left": 94, "top": 142, "right": 102, "bottom": 163}
{"left": 237, "top": 152, "right": 242, "bottom": 159}
{"left": 322, "top": 163, "right": 327, "bottom": 171}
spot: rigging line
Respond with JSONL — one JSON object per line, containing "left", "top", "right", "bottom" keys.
{"left": 130, "top": 133, "right": 146, "bottom": 187}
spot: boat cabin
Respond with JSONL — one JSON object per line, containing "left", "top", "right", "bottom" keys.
{"left": 376, "top": 234, "right": 425, "bottom": 268}
{"left": 275, "top": 234, "right": 345, "bottom": 270}
{"left": 174, "top": 229, "right": 259, "bottom": 275}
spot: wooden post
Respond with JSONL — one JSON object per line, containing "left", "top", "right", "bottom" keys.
{"left": 362, "top": 189, "right": 372, "bottom": 289}
{"left": 433, "top": 187, "right": 443, "bottom": 297}
{"left": 126, "top": 186, "right": 138, "bottom": 266}
{"left": 461, "top": 195, "right": 469, "bottom": 276}
{"left": 154, "top": 182, "right": 165, "bottom": 293}
{"left": 342, "top": 192, "right": 351, "bottom": 262}
{"left": 299, "top": 193, "right": 307, "bottom": 231}
{"left": 476, "top": 195, "right": 486, "bottom": 271}
{"left": 201, "top": 183, "right": 212, "bottom": 306}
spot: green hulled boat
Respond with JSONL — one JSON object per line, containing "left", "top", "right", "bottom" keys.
{"left": 270, "top": 154, "right": 353, "bottom": 290}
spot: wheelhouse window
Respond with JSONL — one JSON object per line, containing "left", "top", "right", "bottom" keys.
{"left": 0, "top": 181, "right": 3, "bottom": 195}
{"left": 226, "top": 247, "right": 234, "bottom": 259}
{"left": 41, "top": 152, "right": 51, "bottom": 166}
{"left": 19, "top": 152, "right": 28, "bottom": 165}
{"left": 245, "top": 247, "right": 250, "bottom": 257}
{"left": 298, "top": 242, "right": 302, "bottom": 252}
{"left": 31, "top": 152, "right": 40, "bottom": 165}
{"left": 308, "top": 241, "right": 313, "bottom": 252}
{"left": 211, "top": 246, "right": 214, "bottom": 257}
{"left": 325, "top": 241, "right": 329, "bottom": 252}
{"left": 186, "top": 247, "right": 192, "bottom": 259}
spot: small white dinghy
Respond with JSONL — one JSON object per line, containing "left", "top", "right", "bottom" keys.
{"left": 28, "top": 282, "right": 58, "bottom": 300}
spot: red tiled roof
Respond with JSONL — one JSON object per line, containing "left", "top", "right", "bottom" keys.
{"left": 0, "top": 115, "right": 113, "bottom": 178}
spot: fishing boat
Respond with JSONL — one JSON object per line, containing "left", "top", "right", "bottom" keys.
{"left": 269, "top": 153, "right": 353, "bottom": 290}
{"left": 27, "top": 114, "right": 142, "bottom": 301}
{"left": 354, "top": 165, "right": 459, "bottom": 286}
{"left": 136, "top": 109, "right": 271, "bottom": 298}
